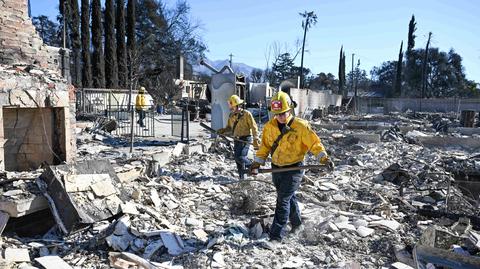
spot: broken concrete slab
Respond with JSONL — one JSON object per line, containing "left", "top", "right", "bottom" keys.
{"left": 335, "top": 222, "right": 356, "bottom": 231}
{"left": 63, "top": 174, "right": 111, "bottom": 192}
{"left": 116, "top": 168, "right": 142, "bottom": 183}
{"left": 370, "top": 219, "right": 401, "bottom": 231}
{"left": 416, "top": 136, "right": 480, "bottom": 151}
{"left": 193, "top": 229, "right": 209, "bottom": 241}
{"left": 108, "top": 252, "right": 158, "bottom": 269}
{"left": 349, "top": 133, "right": 381, "bottom": 144}
{"left": 356, "top": 226, "right": 374, "bottom": 237}
{"left": 185, "top": 144, "right": 205, "bottom": 155}
{"left": 172, "top": 143, "right": 187, "bottom": 157}
{"left": 150, "top": 189, "right": 161, "bottom": 208}
{"left": 35, "top": 256, "right": 73, "bottom": 269}
{"left": 0, "top": 195, "right": 48, "bottom": 217}
{"left": 3, "top": 248, "right": 30, "bottom": 262}
{"left": 120, "top": 202, "right": 139, "bottom": 215}
{"left": 38, "top": 159, "right": 127, "bottom": 234}
{"left": 391, "top": 262, "right": 414, "bottom": 269}
{"left": 152, "top": 151, "right": 172, "bottom": 166}
{"left": 90, "top": 180, "right": 118, "bottom": 197}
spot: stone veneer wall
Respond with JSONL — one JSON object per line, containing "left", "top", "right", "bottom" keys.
{"left": 0, "top": 66, "right": 76, "bottom": 171}
{"left": 0, "top": 0, "right": 66, "bottom": 73}
{"left": 0, "top": 0, "right": 75, "bottom": 171}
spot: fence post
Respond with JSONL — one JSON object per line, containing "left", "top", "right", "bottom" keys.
{"left": 81, "top": 88, "right": 85, "bottom": 113}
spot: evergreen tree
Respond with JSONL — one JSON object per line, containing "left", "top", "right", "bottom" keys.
{"left": 126, "top": 0, "right": 136, "bottom": 85}
{"left": 81, "top": 0, "right": 92, "bottom": 88}
{"left": 116, "top": 0, "right": 128, "bottom": 88}
{"left": 91, "top": 0, "right": 105, "bottom": 88}
{"left": 405, "top": 15, "right": 416, "bottom": 95}
{"left": 69, "top": 0, "right": 81, "bottom": 87}
{"left": 338, "top": 46, "right": 346, "bottom": 96}
{"left": 341, "top": 51, "right": 346, "bottom": 96}
{"left": 394, "top": 41, "right": 403, "bottom": 97}
{"left": 58, "top": 0, "right": 70, "bottom": 48}
{"left": 105, "top": 0, "right": 118, "bottom": 88}
{"left": 32, "top": 16, "right": 61, "bottom": 47}
{"left": 272, "top": 53, "right": 295, "bottom": 86}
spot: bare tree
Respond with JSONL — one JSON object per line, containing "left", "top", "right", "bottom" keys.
{"left": 250, "top": 69, "right": 264, "bottom": 83}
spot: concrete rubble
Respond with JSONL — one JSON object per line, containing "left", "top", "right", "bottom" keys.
{"left": 2, "top": 112, "right": 480, "bottom": 268}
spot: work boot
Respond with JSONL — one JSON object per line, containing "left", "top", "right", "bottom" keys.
{"left": 290, "top": 224, "right": 305, "bottom": 237}
{"left": 259, "top": 238, "right": 282, "bottom": 250}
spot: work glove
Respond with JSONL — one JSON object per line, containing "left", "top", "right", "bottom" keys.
{"left": 249, "top": 162, "right": 261, "bottom": 175}
{"left": 253, "top": 138, "right": 261, "bottom": 150}
{"left": 217, "top": 128, "right": 227, "bottom": 135}
{"left": 318, "top": 152, "right": 335, "bottom": 171}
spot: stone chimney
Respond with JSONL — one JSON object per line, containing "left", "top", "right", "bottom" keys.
{"left": 0, "top": 0, "right": 76, "bottom": 171}
{"left": 0, "top": 0, "right": 69, "bottom": 76}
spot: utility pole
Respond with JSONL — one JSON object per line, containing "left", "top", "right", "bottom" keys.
{"left": 355, "top": 59, "right": 360, "bottom": 114}
{"left": 229, "top": 53, "right": 234, "bottom": 68}
{"left": 62, "top": 0, "right": 66, "bottom": 49}
{"left": 351, "top": 53, "right": 355, "bottom": 94}
{"left": 28, "top": 0, "right": 31, "bottom": 18}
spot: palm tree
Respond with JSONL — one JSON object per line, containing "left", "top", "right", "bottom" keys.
{"left": 299, "top": 11, "right": 317, "bottom": 88}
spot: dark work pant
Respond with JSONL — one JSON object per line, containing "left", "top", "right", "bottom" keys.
{"left": 269, "top": 166, "right": 303, "bottom": 240}
{"left": 233, "top": 136, "right": 252, "bottom": 179}
{"left": 137, "top": 110, "right": 145, "bottom": 127}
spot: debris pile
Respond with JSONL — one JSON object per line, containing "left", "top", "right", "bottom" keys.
{"left": 2, "top": 113, "right": 480, "bottom": 268}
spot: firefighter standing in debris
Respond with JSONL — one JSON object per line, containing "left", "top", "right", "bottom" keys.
{"left": 250, "top": 91, "right": 334, "bottom": 242}
{"left": 135, "top": 87, "right": 147, "bottom": 127}
{"left": 217, "top": 95, "right": 260, "bottom": 180}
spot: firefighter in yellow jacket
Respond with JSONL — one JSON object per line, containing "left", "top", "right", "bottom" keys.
{"left": 218, "top": 95, "right": 260, "bottom": 180}
{"left": 250, "top": 91, "right": 334, "bottom": 242}
{"left": 135, "top": 87, "right": 147, "bottom": 127}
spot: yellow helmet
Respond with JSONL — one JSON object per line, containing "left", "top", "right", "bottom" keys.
{"left": 139, "top": 87, "right": 146, "bottom": 93}
{"left": 228, "top": 95, "right": 244, "bottom": 107}
{"left": 270, "top": 91, "right": 292, "bottom": 114}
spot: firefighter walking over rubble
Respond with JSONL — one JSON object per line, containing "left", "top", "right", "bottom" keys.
{"left": 250, "top": 91, "right": 334, "bottom": 242}
{"left": 217, "top": 95, "right": 260, "bottom": 180}
{"left": 135, "top": 86, "right": 147, "bottom": 127}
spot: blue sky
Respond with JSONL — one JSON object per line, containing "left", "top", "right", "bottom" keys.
{"left": 31, "top": 0, "right": 480, "bottom": 81}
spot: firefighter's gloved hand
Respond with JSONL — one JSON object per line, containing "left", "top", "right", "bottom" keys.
{"left": 318, "top": 152, "right": 335, "bottom": 171}
{"left": 326, "top": 159, "right": 335, "bottom": 171}
{"left": 318, "top": 152, "right": 329, "bottom": 165}
{"left": 249, "top": 162, "right": 261, "bottom": 175}
{"left": 253, "top": 138, "right": 261, "bottom": 150}
{"left": 216, "top": 128, "right": 227, "bottom": 135}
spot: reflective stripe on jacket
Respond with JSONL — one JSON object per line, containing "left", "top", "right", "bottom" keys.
{"left": 255, "top": 115, "right": 325, "bottom": 166}
{"left": 223, "top": 109, "right": 259, "bottom": 139}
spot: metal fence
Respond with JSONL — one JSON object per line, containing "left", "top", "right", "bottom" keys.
{"left": 77, "top": 88, "right": 154, "bottom": 115}
{"left": 106, "top": 106, "right": 155, "bottom": 137}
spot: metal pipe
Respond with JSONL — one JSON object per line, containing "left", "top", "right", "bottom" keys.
{"left": 200, "top": 59, "right": 220, "bottom": 74}
{"left": 218, "top": 65, "right": 234, "bottom": 74}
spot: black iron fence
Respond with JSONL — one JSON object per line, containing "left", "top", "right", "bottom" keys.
{"left": 76, "top": 88, "right": 153, "bottom": 115}
{"left": 106, "top": 106, "right": 155, "bottom": 137}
